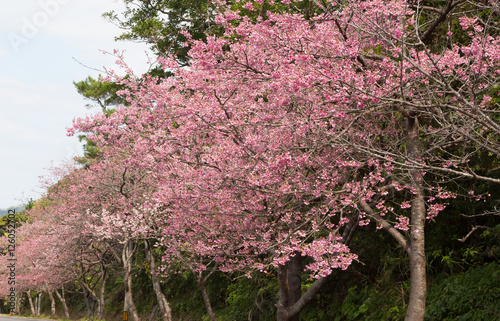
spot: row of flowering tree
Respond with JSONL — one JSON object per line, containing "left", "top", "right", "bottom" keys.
{"left": 2, "top": 1, "right": 499, "bottom": 320}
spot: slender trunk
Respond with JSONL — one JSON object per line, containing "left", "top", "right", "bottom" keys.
{"left": 47, "top": 289, "right": 56, "bottom": 317}
{"left": 36, "top": 292, "right": 42, "bottom": 316}
{"left": 92, "top": 300, "right": 97, "bottom": 318}
{"left": 80, "top": 266, "right": 107, "bottom": 319}
{"left": 26, "top": 291, "right": 35, "bottom": 316}
{"left": 15, "top": 294, "right": 22, "bottom": 314}
{"left": 404, "top": 115, "right": 427, "bottom": 321}
{"left": 197, "top": 278, "right": 217, "bottom": 321}
{"left": 406, "top": 193, "right": 426, "bottom": 321}
{"left": 144, "top": 240, "right": 172, "bottom": 321}
{"left": 81, "top": 282, "right": 94, "bottom": 320}
{"left": 123, "top": 240, "right": 140, "bottom": 321}
{"left": 55, "top": 287, "right": 70, "bottom": 319}
{"left": 97, "top": 263, "right": 107, "bottom": 320}
{"left": 147, "top": 304, "right": 159, "bottom": 321}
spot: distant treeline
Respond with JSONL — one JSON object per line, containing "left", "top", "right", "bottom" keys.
{"left": 0, "top": 206, "right": 25, "bottom": 217}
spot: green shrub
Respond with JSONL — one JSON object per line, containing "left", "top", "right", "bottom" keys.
{"left": 425, "top": 263, "right": 500, "bottom": 321}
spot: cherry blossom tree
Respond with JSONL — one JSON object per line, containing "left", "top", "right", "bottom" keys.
{"left": 65, "top": 1, "right": 500, "bottom": 321}
{"left": 0, "top": 199, "right": 80, "bottom": 318}
{"left": 59, "top": 150, "right": 174, "bottom": 321}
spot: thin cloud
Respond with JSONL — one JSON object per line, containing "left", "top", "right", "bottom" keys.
{"left": 0, "top": 1, "right": 151, "bottom": 208}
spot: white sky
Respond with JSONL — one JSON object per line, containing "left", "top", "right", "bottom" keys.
{"left": 0, "top": 0, "right": 152, "bottom": 208}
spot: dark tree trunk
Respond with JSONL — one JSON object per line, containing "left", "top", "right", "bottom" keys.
{"left": 275, "top": 223, "right": 360, "bottom": 321}
{"left": 277, "top": 252, "right": 303, "bottom": 321}
{"left": 287, "top": 253, "right": 302, "bottom": 321}
{"left": 147, "top": 304, "right": 159, "bottom": 321}
{"left": 80, "top": 263, "right": 107, "bottom": 319}
{"left": 81, "top": 281, "right": 94, "bottom": 320}
{"left": 197, "top": 278, "right": 217, "bottom": 321}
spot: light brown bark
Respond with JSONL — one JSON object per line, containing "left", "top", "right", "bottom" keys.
{"left": 123, "top": 240, "right": 140, "bottom": 321}
{"left": 145, "top": 240, "right": 172, "bottom": 321}
{"left": 35, "top": 292, "right": 42, "bottom": 316}
{"left": 14, "top": 294, "right": 22, "bottom": 315}
{"left": 98, "top": 263, "right": 107, "bottom": 320}
{"left": 47, "top": 289, "right": 56, "bottom": 317}
{"left": 55, "top": 287, "right": 70, "bottom": 319}
{"left": 26, "top": 291, "right": 35, "bottom": 316}
{"left": 404, "top": 115, "right": 427, "bottom": 321}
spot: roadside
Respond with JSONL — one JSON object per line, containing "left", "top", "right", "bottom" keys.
{"left": 0, "top": 315, "right": 62, "bottom": 321}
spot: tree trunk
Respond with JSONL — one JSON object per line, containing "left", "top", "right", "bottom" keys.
{"left": 36, "top": 292, "right": 42, "bottom": 316}
{"left": 80, "top": 264, "right": 107, "bottom": 319}
{"left": 277, "top": 253, "right": 302, "bottom": 321}
{"left": 47, "top": 289, "right": 56, "bottom": 317}
{"left": 197, "top": 278, "right": 217, "bottom": 321}
{"left": 81, "top": 282, "right": 94, "bottom": 320}
{"left": 144, "top": 240, "right": 172, "bottom": 321}
{"left": 404, "top": 115, "right": 427, "bottom": 321}
{"left": 147, "top": 304, "right": 159, "bottom": 321}
{"left": 97, "top": 262, "right": 107, "bottom": 320}
{"left": 15, "top": 294, "right": 22, "bottom": 315}
{"left": 55, "top": 287, "right": 70, "bottom": 319}
{"left": 274, "top": 226, "right": 360, "bottom": 321}
{"left": 123, "top": 240, "right": 140, "bottom": 321}
{"left": 26, "top": 291, "right": 35, "bottom": 316}
{"left": 287, "top": 253, "right": 302, "bottom": 321}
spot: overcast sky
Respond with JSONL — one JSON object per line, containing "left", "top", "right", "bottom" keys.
{"left": 0, "top": 0, "right": 152, "bottom": 208}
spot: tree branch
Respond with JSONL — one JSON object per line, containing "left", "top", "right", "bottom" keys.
{"left": 359, "top": 199, "right": 411, "bottom": 255}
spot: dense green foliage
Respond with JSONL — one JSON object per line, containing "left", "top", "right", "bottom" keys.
{"left": 425, "top": 263, "right": 500, "bottom": 320}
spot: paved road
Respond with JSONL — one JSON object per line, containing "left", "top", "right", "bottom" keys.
{"left": 0, "top": 316, "right": 43, "bottom": 321}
